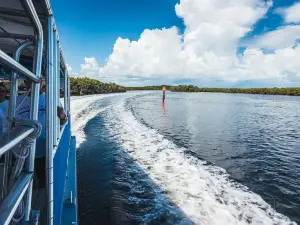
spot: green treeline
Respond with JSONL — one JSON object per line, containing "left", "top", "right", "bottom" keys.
{"left": 4, "top": 77, "right": 300, "bottom": 96}
{"left": 126, "top": 85, "right": 173, "bottom": 91}
{"left": 70, "top": 77, "right": 126, "bottom": 95}
{"left": 126, "top": 85, "right": 300, "bottom": 96}
{"left": 169, "top": 85, "right": 300, "bottom": 96}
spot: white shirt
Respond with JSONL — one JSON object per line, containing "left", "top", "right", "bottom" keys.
{"left": 0, "top": 100, "right": 8, "bottom": 133}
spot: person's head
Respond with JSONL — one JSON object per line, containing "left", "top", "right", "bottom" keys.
{"left": 24, "top": 78, "right": 45, "bottom": 94}
{"left": 24, "top": 79, "right": 31, "bottom": 90}
{"left": 0, "top": 83, "right": 8, "bottom": 102}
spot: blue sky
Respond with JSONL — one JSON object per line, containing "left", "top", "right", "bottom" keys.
{"left": 244, "top": 0, "right": 296, "bottom": 34}
{"left": 52, "top": 0, "right": 184, "bottom": 70}
{"left": 52, "top": 0, "right": 300, "bottom": 87}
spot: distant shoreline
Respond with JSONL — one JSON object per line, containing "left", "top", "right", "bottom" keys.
{"left": 127, "top": 85, "right": 300, "bottom": 96}
{"left": 170, "top": 87, "right": 300, "bottom": 96}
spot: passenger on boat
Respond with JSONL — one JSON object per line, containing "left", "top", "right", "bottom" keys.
{"left": 0, "top": 83, "right": 8, "bottom": 133}
{"left": 15, "top": 78, "right": 68, "bottom": 188}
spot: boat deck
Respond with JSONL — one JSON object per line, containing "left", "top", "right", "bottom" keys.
{"left": 0, "top": 162, "right": 47, "bottom": 224}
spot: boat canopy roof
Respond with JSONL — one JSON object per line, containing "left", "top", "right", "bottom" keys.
{"left": 0, "top": 0, "right": 66, "bottom": 79}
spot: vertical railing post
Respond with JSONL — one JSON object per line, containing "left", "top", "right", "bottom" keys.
{"left": 8, "top": 42, "right": 33, "bottom": 123}
{"left": 53, "top": 29, "right": 58, "bottom": 146}
{"left": 22, "top": 0, "right": 44, "bottom": 222}
{"left": 46, "top": 16, "right": 54, "bottom": 225}
{"left": 68, "top": 76, "right": 71, "bottom": 127}
{"left": 1, "top": 41, "right": 33, "bottom": 201}
{"left": 64, "top": 69, "right": 68, "bottom": 113}
{"left": 56, "top": 41, "right": 60, "bottom": 139}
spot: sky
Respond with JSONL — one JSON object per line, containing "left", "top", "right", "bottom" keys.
{"left": 51, "top": 0, "right": 300, "bottom": 87}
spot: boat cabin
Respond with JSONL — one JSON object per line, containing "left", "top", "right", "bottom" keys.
{"left": 0, "top": 0, "right": 77, "bottom": 224}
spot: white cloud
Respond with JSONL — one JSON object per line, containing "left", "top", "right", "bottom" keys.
{"left": 176, "top": 0, "right": 271, "bottom": 55}
{"left": 76, "top": 0, "right": 300, "bottom": 86}
{"left": 80, "top": 57, "right": 100, "bottom": 77}
{"left": 279, "top": 2, "right": 300, "bottom": 23}
{"left": 67, "top": 58, "right": 100, "bottom": 78}
{"left": 238, "top": 46, "right": 300, "bottom": 80}
{"left": 99, "top": 27, "right": 184, "bottom": 78}
{"left": 66, "top": 63, "right": 80, "bottom": 77}
{"left": 247, "top": 25, "right": 300, "bottom": 49}
{"left": 66, "top": 64, "right": 72, "bottom": 72}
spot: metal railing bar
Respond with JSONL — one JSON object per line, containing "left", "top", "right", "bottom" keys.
{"left": 53, "top": 30, "right": 58, "bottom": 146}
{"left": 8, "top": 42, "right": 34, "bottom": 126}
{"left": 68, "top": 76, "right": 71, "bottom": 123}
{"left": 0, "top": 50, "right": 39, "bottom": 83}
{"left": 64, "top": 68, "right": 68, "bottom": 113}
{"left": 0, "top": 42, "right": 35, "bottom": 200}
{"left": 0, "top": 127, "right": 34, "bottom": 156}
{"left": 21, "top": 0, "right": 44, "bottom": 222}
{"left": 65, "top": 71, "right": 69, "bottom": 112}
{"left": 46, "top": 15, "right": 54, "bottom": 225}
{"left": 0, "top": 173, "right": 33, "bottom": 225}
{"left": 56, "top": 40, "right": 60, "bottom": 144}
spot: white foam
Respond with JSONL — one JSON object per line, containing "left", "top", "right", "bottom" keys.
{"left": 70, "top": 94, "right": 121, "bottom": 147}
{"left": 104, "top": 99, "right": 297, "bottom": 225}
{"left": 69, "top": 91, "right": 151, "bottom": 147}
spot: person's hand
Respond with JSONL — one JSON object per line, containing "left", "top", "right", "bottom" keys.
{"left": 57, "top": 107, "right": 65, "bottom": 119}
{"left": 57, "top": 107, "right": 67, "bottom": 125}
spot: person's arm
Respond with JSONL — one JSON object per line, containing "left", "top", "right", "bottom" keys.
{"left": 57, "top": 106, "right": 67, "bottom": 125}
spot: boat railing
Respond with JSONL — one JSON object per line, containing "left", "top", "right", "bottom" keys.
{"left": 0, "top": 0, "right": 71, "bottom": 224}
{"left": 0, "top": 126, "right": 35, "bottom": 156}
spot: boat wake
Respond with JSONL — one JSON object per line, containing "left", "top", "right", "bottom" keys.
{"left": 104, "top": 97, "right": 296, "bottom": 225}
{"left": 72, "top": 93, "right": 297, "bottom": 225}
{"left": 70, "top": 94, "right": 121, "bottom": 147}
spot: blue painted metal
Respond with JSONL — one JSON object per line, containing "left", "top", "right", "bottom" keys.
{"left": 53, "top": 121, "right": 71, "bottom": 225}
{"left": 52, "top": 118, "right": 77, "bottom": 225}
{"left": 31, "top": 210, "right": 40, "bottom": 225}
{"left": 61, "top": 135, "right": 78, "bottom": 225}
